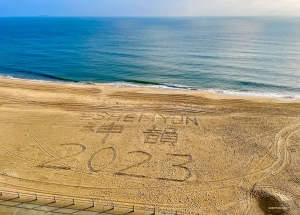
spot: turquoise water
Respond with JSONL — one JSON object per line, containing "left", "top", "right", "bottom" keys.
{"left": 0, "top": 17, "right": 299, "bottom": 99}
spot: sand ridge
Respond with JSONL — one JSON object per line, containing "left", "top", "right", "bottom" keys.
{"left": 0, "top": 78, "right": 300, "bottom": 214}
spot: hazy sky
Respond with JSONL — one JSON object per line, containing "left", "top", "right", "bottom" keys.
{"left": 1, "top": 0, "right": 300, "bottom": 17}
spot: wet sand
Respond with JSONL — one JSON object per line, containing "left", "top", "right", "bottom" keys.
{"left": 0, "top": 77, "right": 300, "bottom": 214}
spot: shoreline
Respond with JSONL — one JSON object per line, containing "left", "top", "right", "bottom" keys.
{"left": 0, "top": 76, "right": 299, "bottom": 104}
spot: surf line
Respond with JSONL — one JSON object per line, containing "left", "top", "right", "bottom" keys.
{"left": 82, "top": 113, "right": 198, "bottom": 126}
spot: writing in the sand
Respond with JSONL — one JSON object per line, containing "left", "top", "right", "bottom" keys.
{"left": 88, "top": 123, "right": 178, "bottom": 146}
{"left": 41, "top": 144, "right": 192, "bottom": 182}
{"left": 81, "top": 113, "right": 198, "bottom": 126}
{"left": 143, "top": 127, "right": 178, "bottom": 146}
{"left": 94, "top": 122, "right": 124, "bottom": 144}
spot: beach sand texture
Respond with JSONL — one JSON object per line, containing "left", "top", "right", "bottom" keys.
{"left": 0, "top": 78, "right": 300, "bottom": 214}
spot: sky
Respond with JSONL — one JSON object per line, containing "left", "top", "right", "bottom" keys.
{"left": 0, "top": 0, "right": 300, "bottom": 17}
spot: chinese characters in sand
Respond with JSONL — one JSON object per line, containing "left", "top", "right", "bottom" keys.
{"left": 143, "top": 127, "right": 178, "bottom": 146}
{"left": 96, "top": 122, "right": 124, "bottom": 144}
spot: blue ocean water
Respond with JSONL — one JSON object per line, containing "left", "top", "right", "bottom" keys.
{"left": 0, "top": 17, "right": 299, "bottom": 99}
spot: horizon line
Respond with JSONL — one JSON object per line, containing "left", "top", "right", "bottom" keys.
{"left": 1, "top": 15, "right": 300, "bottom": 18}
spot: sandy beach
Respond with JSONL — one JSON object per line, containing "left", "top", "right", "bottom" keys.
{"left": 0, "top": 77, "right": 300, "bottom": 214}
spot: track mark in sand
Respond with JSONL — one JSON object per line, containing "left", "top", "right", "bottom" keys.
{"left": 0, "top": 147, "right": 39, "bottom": 165}
{"left": 248, "top": 125, "right": 300, "bottom": 181}
{"left": 286, "top": 169, "right": 300, "bottom": 184}
{"left": 0, "top": 151, "right": 122, "bottom": 190}
{"left": 188, "top": 124, "right": 300, "bottom": 190}
{"left": 243, "top": 140, "right": 276, "bottom": 170}
{"left": 16, "top": 125, "right": 55, "bottom": 159}
{"left": 253, "top": 184, "right": 300, "bottom": 202}
{"left": 41, "top": 165, "right": 72, "bottom": 170}
{"left": 28, "top": 126, "right": 64, "bottom": 158}
{"left": 39, "top": 143, "right": 87, "bottom": 170}
{"left": 254, "top": 124, "right": 300, "bottom": 180}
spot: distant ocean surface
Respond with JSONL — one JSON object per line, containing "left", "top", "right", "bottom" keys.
{"left": 0, "top": 17, "right": 300, "bottom": 99}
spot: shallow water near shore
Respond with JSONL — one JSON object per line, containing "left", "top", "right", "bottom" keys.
{"left": 0, "top": 17, "right": 300, "bottom": 99}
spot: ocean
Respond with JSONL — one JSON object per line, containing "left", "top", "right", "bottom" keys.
{"left": 0, "top": 17, "right": 299, "bottom": 99}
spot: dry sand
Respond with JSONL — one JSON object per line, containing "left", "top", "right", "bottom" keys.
{"left": 0, "top": 77, "right": 300, "bottom": 214}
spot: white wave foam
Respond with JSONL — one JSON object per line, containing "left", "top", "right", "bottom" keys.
{"left": 205, "top": 89, "right": 300, "bottom": 100}
{"left": 105, "top": 82, "right": 300, "bottom": 100}
{"left": 0, "top": 75, "right": 60, "bottom": 83}
{"left": 1, "top": 75, "right": 299, "bottom": 100}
